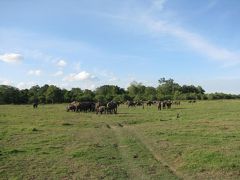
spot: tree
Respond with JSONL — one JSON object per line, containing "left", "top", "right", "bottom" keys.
{"left": 19, "top": 89, "right": 29, "bottom": 104}
{"left": 28, "top": 85, "right": 40, "bottom": 103}
{"left": 63, "top": 89, "right": 72, "bottom": 102}
{"left": 46, "top": 85, "right": 63, "bottom": 103}
{"left": 173, "top": 91, "right": 182, "bottom": 100}
{"left": 113, "top": 95, "right": 124, "bottom": 102}
{"left": 127, "top": 81, "right": 146, "bottom": 99}
{"left": 95, "top": 85, "right": 125, "bottom": 101}
{"left": 0, "top": 78, "right": 210, "bottom": 104}
{"left": 157, "top": 78, "right": 181, "bottom": 100}
{"left": 77, "top": 89, "right": 95, "bottom": 101}
{"left": 70, "top": 88, "right": 83, "bottom": 101}
{"left": 0, "top": 85, "right": 20, "bottom": 104}
{"left": 82, "top": 89, "right": 95, "bottom": 100}
{"left": 95, "top": 94, "right": 107, "bottom": 102}
{"left": 144, "top": 86, "right": 157, "bottom": 101}
{"left": 38, "top": 84, "right": 49, "bottom": 103}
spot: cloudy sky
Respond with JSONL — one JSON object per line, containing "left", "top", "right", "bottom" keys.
{"left": 1, "top": 0, "right": 240, "bottom": 93}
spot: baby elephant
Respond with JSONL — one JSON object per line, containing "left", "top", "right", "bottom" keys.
{"left": 96, "top": 106, "right": 106, "bottom": 114}
{"left": 33, "top": 103, "right": 38, "bottom": 108}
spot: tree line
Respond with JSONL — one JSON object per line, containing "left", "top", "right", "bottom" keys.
{"left": 0, "top": 78, "right": 239, "bottom": 104}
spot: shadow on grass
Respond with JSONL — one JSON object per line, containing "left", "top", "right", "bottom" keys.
{"left": 62, "top": 123, "right": 73, "bottom": 126}
{"left": 7, "top": 149, "right": 26, "bottom": 154}
{"left": 159, "top": 119, "right": 172, "bottom": 121}
{"left": 118, "top": 112, "right": 139, "bottom": 115}
{"left": 159, "top": 108, "right": 187, "bottom": 111}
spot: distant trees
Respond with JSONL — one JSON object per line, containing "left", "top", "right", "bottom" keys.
{"left": 0, "top": 85, "right": 20, "bottom": 104}
{"left": 38, "top": 84, "right": 49, "bottom": 103}
{"left": 127, "top": 81, "right": 145, "bottom": 101}
{"left": 156, "top": 78, "right": 206, "bottom": 100}
{"left": 95, "top": 85, "right": 126, "bottom": 102}
{"left": 0, "top": 78, "right": 239, "bottom": 104}
{"left": 207, "top": 92, "right": 240, "bottom": 100}
{"left": 157, "top": 78, "right": 181, "bottom": 100}
{"left": 45, "top": 85, "right": 63, "bottom": 103}
{"left": 28, "top": 85, "right": 40, "bottom": 103}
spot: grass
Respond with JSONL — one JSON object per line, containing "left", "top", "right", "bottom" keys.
{"left": 1, "top": 100, "right": 240, "bottom": 179}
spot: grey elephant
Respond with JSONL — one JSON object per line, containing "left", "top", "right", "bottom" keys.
{"left": 107, "top": 101, "right": 118, "bottom": 114}
{"left": 96, "top": 106, "right": 106, "bottom": 114}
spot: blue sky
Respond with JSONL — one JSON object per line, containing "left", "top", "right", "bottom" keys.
{"left": 1, "top": 0, "right": 240, "bottom": 93}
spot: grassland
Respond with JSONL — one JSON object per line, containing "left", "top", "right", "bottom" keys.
{"left": 1, "top": 100, "right": 240, "bottom": 179}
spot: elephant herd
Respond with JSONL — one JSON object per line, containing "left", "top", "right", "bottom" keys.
{"left": 66, "top": 100, "right": 181, "bottom": 115}
{"left": 66, "top": 101, "right": 118, "bottom": 114}
{"left": 126, "top": 100, "right": 180, "bottom": 110}
{"left": 126, "top": 100, "right": 153, "bottom": 108}
{"left": 157, "top": 100, "right": 174, "bottom": 110}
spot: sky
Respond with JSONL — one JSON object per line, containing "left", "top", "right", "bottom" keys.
{"left": 1, "top": 0, "right": 240, "bottom": 93}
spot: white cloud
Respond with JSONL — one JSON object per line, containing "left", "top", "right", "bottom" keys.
{"left": 197, "top": 78, "right": 240, "bottom": 94}
{"left": 89, "top": 84, "right": 96, "bottom": 90}
{"left": 23, "top": 49, "right": 54, "bottom": 63}
{"left": 109, "top": 77, "right": 118, "bottom": 82}
{"left": 0, "top": 79, "right": 11, "bottom": 85}
{"left": 0, "top": 53, "right": 23, "bottom": 63}
{"left": 96, "top": 70, "right": 119, "bottom": 83}
{"left": 95, "top": 3, "right": 240, "bottom": 66}
{"left": 16, "top": 82, "right": 35, "bottom": 89}
{"left": 139, "top": 16, "right": 240, "bottom": 66}
{"left": 151, "top": 0, "right": 167, "bottom": 11}
{"left": 53, "top": 70, "right": 63, "bottom": 77}
{"left": 57, "top": 59, "right": 67, "bottom": 67}
{"left": 206, "top": 0, "right": 218, "bottom": 10}
{"left": 63, "top": 71, "right": 97, "bottom": 82}
{"left": 28, "top": 69, "right": 41, "bottom": 76}
{"left": 74, "top": 62, "right": 82, "bottom": 71}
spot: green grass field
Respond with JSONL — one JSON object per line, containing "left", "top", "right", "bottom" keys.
{"left": 1, "top": 100, "right": 240, "bottom": 179}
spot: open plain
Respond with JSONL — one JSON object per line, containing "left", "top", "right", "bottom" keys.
{"left": 1, "top": 100, "right": 240, "bottom": 179}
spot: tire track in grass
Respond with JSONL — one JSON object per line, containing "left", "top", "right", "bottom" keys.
{"left": 126, "top": 125, "right": 190, "bottom": 180}
{"left": 111, "top": 125, "right": 180, "bottom": 180}
{"left": 111, "top": 126, "right": 149, "bottom": 180}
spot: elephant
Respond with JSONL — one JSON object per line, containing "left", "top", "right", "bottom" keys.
{"left": 173, "top": 101, "right": 181, "bottom": 105}
{"left": 146, "top": 100, "right": 153, "bottom": 106}
{"left": 66, "top": 104, "right": 76, "bottom": 112}
{"left": 162, "top": 101, "right": 166, "bottom": 109}
{"left": 107, "top": 101, "right": 118, "bottom": 114}
{"left": 157, "top": 101, "right": 162, "bottom": 111}
{"left": 166, "top": 100, "right": 172, "bottom": 109}
{"left": 135, "top": 101, "right": 144, "bottom": 109}
{"left": 66, "top": 101, "right": 78, "bottom": 112}
{"left": 126, "top": 100, "right": 136, "bottom": 108}
{"left": 33, "top": 102, "right": 38, "bottom": 108}
{"left": 135, "top": 101, "right": 143, "bottom": 106}
{"left": 67, "top": 101, "right": 96, "bottom": 112}
{"left": 95, "top": 101, "right": 107, "bottom": 110}
{"left": 76, "top": 101, "right": 96, "bottom": 112}
{"left": 96, "top": 106, "right": 106, "bottom": 114}
{"left": 189, "top": 100, "right": 196, "bottom": 103}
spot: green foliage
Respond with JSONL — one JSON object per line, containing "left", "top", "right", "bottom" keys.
{"left": 78, "top": 95, "right": 93, "bottom": 102}
{"left": 95, "top": 94, "right": 107, "bottom": 102}
{"left": 207, "top": 92, "right": 240, "bottom": 100}
{"left": 46, "top": 85, "right": 63, "bottom": 103}
{"left": 0, "top": 85, "right": 21, "bottom": 104}
{"left": 0, "top": 78, "right": 239, "bottom": 104}
{"left": 144, "top": 86, "right": 157, "bottom": 101}
{"left": 28, "top": 85, "right": 40, "bottom": 103}
{"left": 127, "top": 81, "right": 145, "bottom": 98}
{"left": 2, "top": 101, "right": 240, "bottom": 179}
{"left": 133, "top": 94, "right": 143, "bottom": 101}
{"left": 71, "top": 88, "right": 83, "bottom": 101}
{"left": 113, "top": 95, "right": 124, "bottom": 102}
{"left": 96, "top": 85, "right": 125, "bottom": 96}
